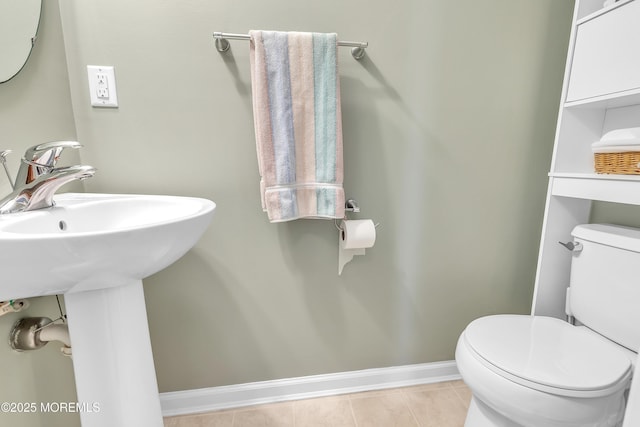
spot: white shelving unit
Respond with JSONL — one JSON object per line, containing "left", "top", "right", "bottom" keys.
{"left": 532, "top": 0, "right": 640, "bottom": 318}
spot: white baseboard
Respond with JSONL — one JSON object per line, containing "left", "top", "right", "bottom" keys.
{"left": 160, "top": 360, "right": 460, "bottom": 417}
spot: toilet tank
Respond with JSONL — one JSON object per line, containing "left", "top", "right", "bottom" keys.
{"left": 570, "top": 224, "right": 640, "bottom": 353}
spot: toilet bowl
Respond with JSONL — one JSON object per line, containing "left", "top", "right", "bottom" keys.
{"left": 456, "top": 224, "right": 640, "bottom": 427}
{"left": 456, "top": 315, "right": 632, "bottom": 427}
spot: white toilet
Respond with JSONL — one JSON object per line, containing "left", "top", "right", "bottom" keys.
{"left": 456, "top": 224, "right": 640, "bottom": 427}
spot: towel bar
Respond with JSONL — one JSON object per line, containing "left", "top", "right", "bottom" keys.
{"left": 213, "top": 32, "right": 368, "bottom": 60}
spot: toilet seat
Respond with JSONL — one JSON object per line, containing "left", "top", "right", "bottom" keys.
{"left": 463, "top": 315, "right": 632, "bottom": 398}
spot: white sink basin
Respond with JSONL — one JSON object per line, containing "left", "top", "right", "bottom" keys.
{"left": 0, "top": 193, "right": 216, "bottom": 300}
{"left": 0, "top": 192, "right": 215, "bottom": 427}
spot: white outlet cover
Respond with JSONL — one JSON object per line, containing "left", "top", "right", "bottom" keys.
{"left": 87, "top": 65, "right": 118, "bottom": 108}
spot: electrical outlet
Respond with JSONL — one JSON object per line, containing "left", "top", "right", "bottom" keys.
{"left": 87, "top": 65, "right": 118, "bottom": 108}
{"left": 97, "top": 87, "right": 109, "bottom": 99}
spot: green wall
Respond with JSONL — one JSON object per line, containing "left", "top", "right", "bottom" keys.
{"left": 58, "top": 0, "right": 575, "bottom": 392}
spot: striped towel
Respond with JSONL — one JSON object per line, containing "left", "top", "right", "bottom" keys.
{"left": 249, "top": 30, "right": 345, "bottom": 223}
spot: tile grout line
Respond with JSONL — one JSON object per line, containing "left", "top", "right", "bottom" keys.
{"left": 398, "top": 387, "right": 423, "bottom": 427}
{"left": 292, "top": 401, "right": 296, "bottom": 427}
{"left": 451, "top": 386, "right": 470, "bottom": 409}
{"left": 347, "top": 398, "right": 360, "bottom": 427}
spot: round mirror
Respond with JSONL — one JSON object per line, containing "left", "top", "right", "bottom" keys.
{"left": 0, "top": 0, "right": 42, "bottom": 83}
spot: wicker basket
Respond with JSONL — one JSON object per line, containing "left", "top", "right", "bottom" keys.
{"left": 594, "top": 151, "right": 640, "bottom": 174}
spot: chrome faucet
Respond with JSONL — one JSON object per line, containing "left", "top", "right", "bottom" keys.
{"left": 0, "top": 141, "right": 96, "bottom": 214}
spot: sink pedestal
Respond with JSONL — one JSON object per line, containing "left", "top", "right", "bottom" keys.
{"left": 65, "top": 280, "right": 163, "bottom": 427}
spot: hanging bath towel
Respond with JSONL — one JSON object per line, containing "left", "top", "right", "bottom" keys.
{"left": 249, "top": 30, "right": 345, "bottom": 223}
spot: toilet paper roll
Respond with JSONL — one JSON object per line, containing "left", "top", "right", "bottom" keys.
{"left": 340, "top": 219, "right": 376, "bottom": 249}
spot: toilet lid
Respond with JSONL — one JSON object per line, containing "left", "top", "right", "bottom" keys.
{"left": 463, "top": 315, "right": 632, "bottom": 396}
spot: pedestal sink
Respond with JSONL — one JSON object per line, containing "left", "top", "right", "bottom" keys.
{"left": 0, "top": 192, "right": 216, "bottom": 426}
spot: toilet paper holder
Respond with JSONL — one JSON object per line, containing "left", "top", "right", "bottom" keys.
{"left": 337, "top": 199, "right": 379, "bottom": 275}
{"left": 345, "top": 199, "right": 360, "bottom": 213}
{"left": 335, "top": 199, "right": 380, "bottom": 231}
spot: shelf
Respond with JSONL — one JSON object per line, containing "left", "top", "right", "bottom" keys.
{"left": 534, "top": 0, "right": 640, "bottom": 319}
{"left": 564, "top": 88, "right": 640, "bottom": 110}
{"left": 550, "top": 173, "right": 640, "bottom": 205}
{"left": 577, "top": 0, "right": 635, "bottom": 24}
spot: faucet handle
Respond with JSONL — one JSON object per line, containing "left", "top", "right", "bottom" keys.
{"left": 30, "top": 141, "right": 82, "bottom": 152}
{"left": 24, "top": 141, "right": 82, "bottom": 167}
{"left": 18, "top": 141, "right": 83, "bottom": 185}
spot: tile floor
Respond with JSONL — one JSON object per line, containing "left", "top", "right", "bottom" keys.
{"left": 164, "top": 380, "right": 471, "bottom": 427}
